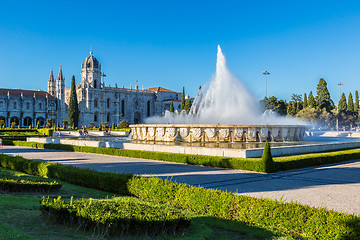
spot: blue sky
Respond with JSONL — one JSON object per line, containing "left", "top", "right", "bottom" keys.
{"left": 1, "top": 0, "right": 360, "bottom": 103}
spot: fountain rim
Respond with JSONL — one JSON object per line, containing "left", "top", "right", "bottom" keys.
{"left": 130, "top": 124, "right": 308, "bottom": 128}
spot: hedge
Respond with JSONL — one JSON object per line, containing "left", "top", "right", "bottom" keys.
{"left": 1, "top": 153, "right": 360, "bottom": 239}
{"left": 0, "top": 154, "right": 133, "bottom": 195}
{"left": 8, "top": 140, "right": 360, "bottom": 174}
{"left": 0, "top": 178, "right": 61, "bottom": 192}
{"left": 41, "top": 196, "right": 190, "bottom": 237}
{"left": 127, "top": 177, "right": 360, "bottom": 239}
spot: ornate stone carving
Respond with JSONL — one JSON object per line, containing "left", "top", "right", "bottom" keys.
{"left": 141, "top": 127, "right": 147, "bottom": 137}
{"left": 248, "top": 128, "right": 256, "bottom": 138}
{"left": 191, "top": 128, "right": 202, "bottom": 138}
{"left": 260, "top": 128, "right": 268, "bottom": 137}
{"left": 156, "top": 127, "right": 164, "bottom": 137}
{"left": 148, "top": 127, "right": 155, "bottom": 137}
{"left": 136, "top": 127, "right": 141, "bottom": 137}
{"left": 167, "top": 127, "right": 176, "bottom": 137}
{"left": 180, "top": 128, "right": 189, "bottom": 138}
{"left": 204, "top": 128, "right": 216, "bottom": 138}
{"left": 234, "top": 128, "right": 244, "bottom": 138}
{"left": 219, "top": 128, "right": 230, "bottom": 138}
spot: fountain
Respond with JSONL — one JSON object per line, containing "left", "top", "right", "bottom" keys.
{"left": 130, "top": 45, "right": 306, "bottom": 143}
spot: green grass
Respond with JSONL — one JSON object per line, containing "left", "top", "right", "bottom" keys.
{"left": 0, "top": 167, "right": 300, "bottom": 240}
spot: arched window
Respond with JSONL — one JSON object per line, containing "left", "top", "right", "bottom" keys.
{"left": 107, "top": 98, "right": 110, "bottom": 108}
{"left": 107, "top": 112, "right": 110, "bottom": 122}
{"left": 121, "top": 100, "right": 125, "bottom": 116}
{"left": 94, "top": 98, "right": 98, "bottom": 108}
{"left": 147, "top": 101, "right": 151, "bottom": 117}
{"left": 94, "top": 112, "right": 98, "bottom": 122}
{"left": 94, "top": 80, "right": 97, "bottom": 88}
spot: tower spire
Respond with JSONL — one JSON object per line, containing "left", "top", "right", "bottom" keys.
{"left": 47, "top": 67, "right": 56, "bottom": 96}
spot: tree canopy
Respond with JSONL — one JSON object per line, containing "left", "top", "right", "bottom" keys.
{"left": 68, "top": 75, "right": 79, "bottom": 128}
{"left": 315, "top": 78, "right": 333, "bottom": 112}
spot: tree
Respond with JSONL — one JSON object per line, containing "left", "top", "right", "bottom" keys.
{"left": 355, "top": 90, "right": 359, "bottom": 112}
{"left": 262, "top": 96, "right": 287, "bottom": 115}
{"left": 348, "top": 92, "right": 354, "bottom": 112}
{"left": 338, "top": 93, "right": 347, "bottom": 110}
{"left": 303, "top": 93, "right": 308, "bottom": 108}
{"left": 184, "top": 99, "right": 192, "bottom": 113}
{"left": 296, "top": 107, "right": 319, "bottom": 126}
{"left": 287, "top": 101, "right": 296, "bottom": 116}
{"left": 68, "top": 75, "right": 79, "bottom": 128}
{"left": 170, "top": 101, "right": 174, "bottom": 113}
{"left": 308, "top": 91, "right": 316, "bottom": 108}
{"left": 315, "top": 78, "right": 333, "bottom": 112}
{"left": 62, "top": 120, "right": 68, "bottom": 129}
{"left": 319, "top": 108, "right": 332, "bottom": 129}
{"left": 261, "top": 142, "right": 275, "bottom": 173}
{"left": 181, "top": 87, "right": 185, "bottom": 111}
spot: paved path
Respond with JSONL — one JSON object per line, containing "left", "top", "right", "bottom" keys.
{"left": 1, "top": 146, "right": 360, "bottom": 216}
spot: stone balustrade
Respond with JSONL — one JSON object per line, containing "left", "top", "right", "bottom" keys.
{"left": 130, "top": 124, "right": 306, "bottom": 142}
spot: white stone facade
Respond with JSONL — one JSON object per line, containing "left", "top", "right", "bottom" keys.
{"left": 55, "top": 51, "right": 182, "bottom": 126}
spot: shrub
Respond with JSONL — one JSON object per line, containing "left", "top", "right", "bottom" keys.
{"left": 127, "top": 176, "right": 360, "bottom": 240}
{"left": 0, "top": 178, "right": 61, "bottom": 192}
{"left": 117, "top": 121, "right": 130, "bottom": 129}
{"left": 40, "top": 196, "right": 190, "bottom": 237}
{"left": 260, "top": 141, "right": 275, "bottom": 173}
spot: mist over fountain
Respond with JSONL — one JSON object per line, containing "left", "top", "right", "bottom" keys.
{"left": 132, "top": 45, "right": 307, "bottom": 142}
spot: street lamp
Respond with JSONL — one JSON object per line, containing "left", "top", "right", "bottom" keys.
{"left": 336, "top": 82, "right": 344, "bottom": 131}
{"left": 262, "top": 71, "right": 270, "bottom": 98}
{"left": 100, "top": 72, "right": 106, "bottom": 124}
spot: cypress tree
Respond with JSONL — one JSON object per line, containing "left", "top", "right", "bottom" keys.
{"left": 261, "top": 141, "right": 275, "bottom": 173}
{"left": 184, "top": 99, "right": 192, "bottom": 113}
{"left": 348, "top": 92, "right": 354, "bottom": 112}
{"left": 68, "top": 75, "right": 79, "bottom": 128}
{"left": 170, "top": 101, "right": 174, "bottom": 113}
{"left": 303, "top": 93, "right": 308, "bottom": 108}
{"left": 338, "top": 93, "right": 347, "bottom": 110}
{"left": 355, "top": 90, "right": 359, "bottom": 112}
{"left": 315, "top": 78, "right": 332, "bottom": 112}
{"left": 308, "top": 91, "right": 316, "bottom": 108}
{"left": 181, "top": 87, "right": 185, "bottom": 111}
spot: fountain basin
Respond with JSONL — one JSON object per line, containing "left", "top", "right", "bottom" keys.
{"left": 130, "top": 124, "right": 306, "bottom": 142}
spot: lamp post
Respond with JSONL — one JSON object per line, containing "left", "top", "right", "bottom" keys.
{"left": 336, "top": 82, "right": 344, "bottom": 131}
{"left": 262, "top": 71, "right": 270, "bottom": 98}
{"left": 100, "top": 72, "right": 106, "bottom": 124}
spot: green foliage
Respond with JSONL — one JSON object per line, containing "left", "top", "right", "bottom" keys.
{"left": 303, "top": 93, "right": 308, "bottom": 108}
{"left": 40, "top": 196, "right": 190, "bottom": 237}
{"left": 348, "top": 92, "right": 354, "bottom": 112}
{"left": 170, "top": 101, "right": 174, "bottom": 113}
{"left": 128, "top": 177, "right": 360, "bottom": 240}
{"left": 338, "top": 93, "right": 347, "bottom": 110}
{"left": 315, "top": 78, "right": 333, "bottom": 112}
{"left": 184, "top": 99, "right": 192, "bottom": 113}
{"left": 181, "top": 87, "right": 185, "bottom": 111}
{"left": 0, "top": 120, "right": 4, "bottom": 128}
{"left": 117, "top": 121, "right": 129, "bottom": 129}
{"left": 260, "top": 142, "right": 275, "bottom": 173}
{"left": 307, "top": 91, "right": 316, "bottom": 108}
{"left": 0, "top": 177, "right": 61, "bottom": 192}
{"left": 68, "top": 75, "right": 79, "bottom": 128}
{"left": 36, "top": 120, "right": 39, "bottom": 129}
{"left": 355, "top": 90, "right": 359, "bottom": 112}
{"left": 111, "top": 122, "right": 115, "bottom": 130}
{"left": 296, "top": 107, "right": 319, "bottom": 125}
{"left": 261, "top": 96, "right": 287, "bottom": 116}
{"left": 37, "top": 128, "right": 53, "bottom": 136}
{"left": 62, "top": 120, "right": 68, "bottom": 128}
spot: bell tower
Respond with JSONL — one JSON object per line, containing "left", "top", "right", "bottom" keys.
{"left": 81, "top": 50, "right": 101, "bottom": 88}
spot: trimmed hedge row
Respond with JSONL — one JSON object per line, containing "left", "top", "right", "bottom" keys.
{"left": 0, "top": 154, "right": 133, "bottom": 195}
{"left": 0, "top": 178, "right": 61, "bottom": 192}
{"left": 127, "top": 177, "right": 360, "bottom": 239}
{"left": 11, "top": 141, "right": 269, "bottom": 173}
{"left": 1, "top": 153, "right": 360, "bottom": 239}
{"left": 10, "top": 140, "right": 360, "bottom": 174}
{"left": 41, "top": 196, "right": 190, "bottom": 237}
